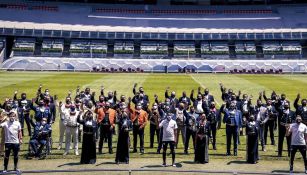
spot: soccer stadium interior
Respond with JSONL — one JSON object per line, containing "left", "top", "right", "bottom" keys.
{"left": 0, "top": 0, "right": 306, "bottom": 73}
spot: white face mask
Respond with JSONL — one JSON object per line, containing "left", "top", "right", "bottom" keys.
{"left": 42, "top": 121, "right": 47, "bottom": 125}
{"left": 9, "top": 118, "right": 15, "bottom": 122}
{"left": 167, "top": 115, "right": 172, "bottom": 121}
{"left": 45, "top": 92, "right": 49, "bottom": 96}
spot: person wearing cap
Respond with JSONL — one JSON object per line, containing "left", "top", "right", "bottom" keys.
{"left": 206, "top": 102, "right": 221, "bottom": 150}
{"left": 149, "top": 103, "right": 161, "bottom": 148}
{"left": 77, "top": 107, "right": 98, "bottom": 164}
{"left": 294, "top": 93, "right": 307, "bottom": 125}
{"left": 159, "top": 112, "right": 177, "bottom": 167}
{"left": 194, "top": 114, "right": 210, "bottom": 164}
{"left": 223, "top": 102, "right": 242, "bottom": 156}
{"left": 246, "top": 115, "right": 259, "bottom": 164}
{"left": 57, "top": 97, "right": 71, "bottom": 150}
{"left": 128, "top": 97, "right": 148, "bottom": 154}
{"left": 13, "top": 91, "right": 32, "bottom": 137}
{"left": 278, "top": 102, "right": 295, "bottom": 157}
{"left": 29, "top": 117, "right": 51, "bottom": 158}
{"left": 115, "top": 105, "right": 132, "bottom": 164}
{"left": 184, "top": 106, "right": 198, "bottom": 154}
{"left": 286, "top": 115, "right": 307, "bottom": 174}
{"left": 0, "top": 112, "right": 22, "bottom": 172}
{"left": 97, "top": 102, "right": 116, "bottom": 154}
{"left": 63, "top": 105, "right": 79, "bottom": 156}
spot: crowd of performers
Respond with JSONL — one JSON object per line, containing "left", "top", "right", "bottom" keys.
{"left": 0, "top": 83, "right": 307, "bottom": 173}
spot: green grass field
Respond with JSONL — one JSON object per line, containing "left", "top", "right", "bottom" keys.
{"left": 0, "top": 71, "right": 307, "bottom": 174}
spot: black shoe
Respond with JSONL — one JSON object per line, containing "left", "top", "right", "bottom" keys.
{"left": 213, "top": 145, "right": 217, "bottom": 150}
{"left": 109, "top": 150, "right": 113, "bottom": 154}
{"left": 133, "top": 150, "right": 137, "bottom": 153}
{"left": 140, "top": 150, "right": 144, "bottom": 154}
{"left": 226, "top": 152, "right": 231, "bottom": 156}
{"left": 157, "top": 150, "right": 160, "bottom": 154}
{"left": 184, "top": 150, "right": 188, "bottom": 154}
{"left": 234, "top": 152, "right": 237, "bottom": 156}
{"left": 98, "top": 150, "right": 102, "bottom": 154}
{"left": 278, "top": 153, "right": 282, "bottom": 157}
{"left": 150, "top": 145, "right": 153, "bottom": 148}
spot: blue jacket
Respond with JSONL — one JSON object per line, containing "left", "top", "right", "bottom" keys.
{"left": 223, "top": 109, "right": 242, "bottom": 128}
{"left": 31, "top": 121, "right": 52, "bottom": 140}
{"left": 31, "top": 106, "right": 52, "bottom": 123}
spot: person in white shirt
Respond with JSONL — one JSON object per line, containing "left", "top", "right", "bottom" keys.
{"left": 63, "top": 105, "right": 79, "bottom": 156}
{"left": 159, "top": 112, "right": 177, "bottom": 167}
{"left": 58, "top": 98, "right": 71, "bottom": 150}
{"left": 286, "top": 115, "right": 307, "bottom": 174}
{"left": 0, "top": 112, "right": 22, "bottom": 172}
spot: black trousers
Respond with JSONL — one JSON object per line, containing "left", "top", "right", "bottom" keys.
{"left": 210, "top": 123, "right": 217, "bottom": 148}
{"left": 184, "top": 128, "right": 196, "bottom": 152}
{"left": 18, "top": 113, "right": 31, "bottom": 136}
{"left": 99, "top": 125, "right": 113, "bottom": 152}
{"left": 133, "top": 125, "right": 144, "bottom": 152}
{"left": 162, "top": 141, "right": 175, "bottom": 165}
{"left": 226, "top": 125, "right": 238, "bottom": 154}
{"left": 150, "top": 124, "right": 160, "bottom": 148}
{"left": 264, "top": 120, "right": 275, "bottom": 145}
{"left": 290, "top": 145, "right": 307, "bottom": 170}
{"left": 49, "top": 103, "right": 56, "bottom": 123}
{"left": 157, "top": 127, "right": 163, "bottom": 152}
{"left": 278, "top": 125, "right": 291, "bottom": 156}
{"left": 4, "top": 143, "right": 20, "bottom": 170}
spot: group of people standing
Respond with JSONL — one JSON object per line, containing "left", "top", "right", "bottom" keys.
{"left": 0, "top": 83, "right": 306, "bottom": 174}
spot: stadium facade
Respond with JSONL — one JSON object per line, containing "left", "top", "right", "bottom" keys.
{"left": 0, "top": 0, "right": 306, "bottom": 72}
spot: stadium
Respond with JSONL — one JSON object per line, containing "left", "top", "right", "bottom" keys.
{"left": 0, "top": 0, "right": 306, "bottom": 175}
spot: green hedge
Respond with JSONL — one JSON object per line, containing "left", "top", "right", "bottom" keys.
{"left": 141, "top": 50, "right": 168, "bottom": 54}
{"left": 174, "top": 50, "right": 196, "bottom": 55}
{"left": 202, "top": 51, "right": 229, "bottom": 55}
{"left": 264, "top": 50, "right": 301, "bottom": 55}
{"left": 12, "top": 47, "right": 34, "bottom": 52}
{"left": 236, "top": 51, "right": 257, "bottom": 55}
{"left": 42, "top": 48, "right": 62, "bottom": 53}
{"left": 114, "top": 50, "right": 134, "bottom": 54}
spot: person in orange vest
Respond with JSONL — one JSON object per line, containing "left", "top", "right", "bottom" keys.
{"left": 96, "top": 102, "right": 116, "bottom": 154}
{"left": 128, "top": 97, "right": 148, "bottom": 154}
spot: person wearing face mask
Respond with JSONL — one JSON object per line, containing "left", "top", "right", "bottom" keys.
{"left": 179, "top": 91, "right": 191, "bottom": 106}
{"left": 132, "top": 92, "right": 149, "bottom": 111}
{"left": 115, "top": 95, "right": 127, "bottom": 111}
{"left": 246, "top": 115, "right": 259, "bottom": 164}
{"left": 149, "top": 104, "right": 161, "bottom": 148}
{"left": 97, "top": 102, "right": 116, "bottom": 154}
{"left": 80, "top": 87, "right": 95, "bottom": 106}
{"left": 263, "top": 99, "right": 278, "bottom": 146}
{"left": 29, "top": 117, "right": 51, "bottom": 159}
{"left": 57, "top": 97, "right": 71, "bottom": 150}
{"left": 156, "top": 101, "right": 168, "bottom": 154}
{"left": 294, "top": 93, "right": 307, "bottom": 125}
{"left": 206, "top": 102, "right": 221, "bottom": 150}
{"left": 14, "top": 91, "right": 32, "bottom": 137}
{"left": 286, "top": 115, "right": 307, "bottom": 174}
{"left": 0, "top": 112, "right": 22, "bottom": 172}
{"left": 219, "top": 83, "right": 234, "bottom": 102}
{"left": 199, "top": 88, "right": 215, "bottom": 105}
{"left": 194, "top": 114, "right": 210, "bottom": 164}
{"left": 31, "top": 99, "right": 52, "bottom": 124}
{"left": 3, "top": 99, "right": 18, "bottom": 117}
{"left": 276, "top": 93, "right": 290, "bottom": 114}
{"left": 63, "top": 106, "right": 79, "bottom": 156}
{"left": 36, "top": 85, "right": 56, "bottom": 123}
{"left": 128, "top": 98, "right": 148, "bottom": 154}
{"left": 159, "top": 112, "right": 177, "bottom": 167}
{"left": 0, "top": 109, "right": 8, "bottom": 157}
{"left": 102, "top": 91, "right": 117, "bottom": 108}
{"left": 190, "top": 90, "right": 205, "bottom": 115}
{"left": 223, "top": 103, "right": 242, "bottom": 156}
{"left": 252, "top": 99, "right": 268, "bottom": 151}
{"left": 184, "top": 106, "right": 198, "bottom": 154}
{"left": 174, "top": 103, "right": 186, "bottom": 149}
{"left": 78, "top": 109, "right": 98, "bottom": 164}
{"left": 133, "top": 83, "right": 149, "bottom": 102}
{"left": 278, "top": 102, "right": 295, "bottom": 157}
{"left": 115, "top": 106, "right": 132, "bottom": 164}
{"left": 165, "top": 88, "right": 179, "bottom": 111}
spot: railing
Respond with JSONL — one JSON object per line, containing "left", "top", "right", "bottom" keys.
{"left": 0, "top": 27, "right": 306, "bottom": 41}
{"left": 0, "top": 168, "right": 291, "bottom": 175}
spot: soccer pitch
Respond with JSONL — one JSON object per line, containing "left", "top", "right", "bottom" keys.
{"left": 0, "top": 71, "right": 306, "bottom": 174}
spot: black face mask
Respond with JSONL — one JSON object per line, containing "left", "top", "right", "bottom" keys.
{"left": 296, "top": 119, "right": 301, "bottom": 124}
{"left": 204, "top": 91, "right": 209, "bottom": 95}
{"left": 121, "top": 98, "right": 125, "bottom": 102}
{"left": 171, "top": 94, "right": 175, "bottom": 98}
{"left": 284, "top": 106, "right": 289, "bottom": 110}
{"left": 302, "top": 102, "right": 306, "bottom": 107}
{"left": 66, "top": 100, "right": 70, "bottom": 104}
{"left": 99, "top": 99, "right": 104, "bottom": 103}
{"left": 197, "top": 97, "right": 202, "bottom": 100}
{"left": 21, "top": 96, "right": 26, "bottom": 100}
{"left": 281, "top": 96, "right": 286, "bottom": 100}
{"left": 39, "top": 103, "right": 44, "bottom": 107}
{"left": 210, "top": 105, "right": 215, "bottom": 109}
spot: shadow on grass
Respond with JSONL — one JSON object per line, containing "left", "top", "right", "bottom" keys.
{"left": 141, "top": 163, "right": 183, "bottom": 168}
{"left": 271, "top": 170, "right": 293, "bottom": 174}
{"left": 227, "top": 160, "right": 249, "bottom": 165}
{"left": 96, "top": 162, "right": 117, "bottom": 166}
{"left": 57, "top": 162, "right": 80, "bottom": 167}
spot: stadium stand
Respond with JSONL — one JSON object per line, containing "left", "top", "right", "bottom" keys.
{"left": 0, "top": 0, "right": 306, "bottom": 72}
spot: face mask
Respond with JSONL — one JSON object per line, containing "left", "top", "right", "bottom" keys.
{"left": 121, "top": 98, "right": 125, "bottom": 102}
{"left": 42, "top": 121, "right": 47, "bottom": 125}
{"left": 39, "top": 103, "right": 44, "bottom": 107}
{"left": 190, "top": 109, "right": 195, "bottom": 113}
{"left": 296, "top": 119, "right": 301, "bottom": 124}
{"left": 9, "top": 118, "right": 14, "bottom": 122}
{"left": 210, "top": 105, "right": 215, "bottom": 109}
{"left": 45, "top": 92, "right": 49, "bottom": 96}
{"left": 197, "top": 97, "right": 202, "bottom": 100}
{"left": 21, "top": 96, "right": 26, "bottom": 100}
{"left": 66, "top": 100, "right": 70, "bottom": 104}
{"left": 167, "top": 115, "right": 172, "bottom": 121}
{"left": 136, "top": 106, "right": 142, "bottom": 110}
{"left": 284, "top": 106, "right": 289, "bottom": 110}
{"left": 281, "top": 96, "right": 286, "bottom": 100}
{"left": 302, "top": 102, "right": 307, "bottom": 107}
{"left": 204, "top": 91, "right": 209, "bottom": 95}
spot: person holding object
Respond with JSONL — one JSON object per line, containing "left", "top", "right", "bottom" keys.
{"left": 286, "top": 115, "right": 307, "bottom": 174}
{"left": 159, "top": 111, "right": 177, "bottom": 167}
{"left": 0, "top": 112, "right": 22, "bottom": 172}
